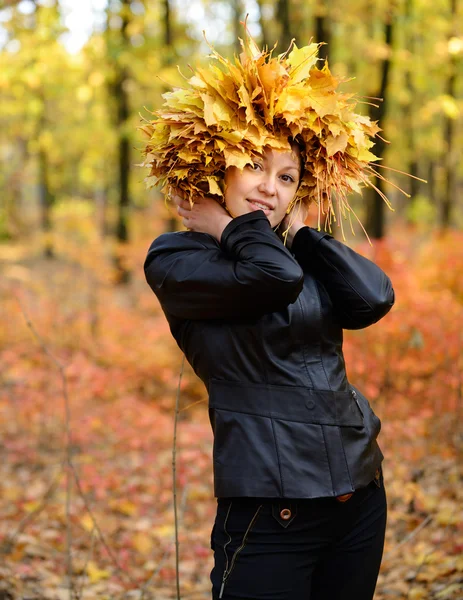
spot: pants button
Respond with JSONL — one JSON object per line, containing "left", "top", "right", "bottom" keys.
{"left": 280, "top": 508, "right": 291, "bottom": 520}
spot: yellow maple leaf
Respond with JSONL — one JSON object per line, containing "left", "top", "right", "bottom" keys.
{"left": 308, "top": 65, "right": 338, "bottom": 93}
{"left": 223, "top": 147, "right": 252, "bottom": 170}
{"left": 287, "top": 43, "right": 320, "bottom": 83}
{"left": 347, "top": 146, "right": 379, "bottom": 163}
{"left": 206, "top": 177, "right": 223, "bottom": 196}
{"left": 132, "top": 532, "right": 154, "bottom": 555}
{"left": 153, "top": 524, "right": 175, "bottom": 539}
{"left": 24, "top": 501, "right": 41, "bottom": 513}
{"left": 219, "top": 130, "right": 245, "bottom": 143}
{"left": 304, "top": 88, "right": 338, "bottom": 119}
{"left": 109, "top": 498, "right": 138, "bottom": 516}
{"left": 325, "top": 132, "right": 349, "bottom": 157}
{"left": 80, "top": 514, "right": 95, "bottom": 533}
{"left": 86, "top": 561, "right": 110, "bottom": 584}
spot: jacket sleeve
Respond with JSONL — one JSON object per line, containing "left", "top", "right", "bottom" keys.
{"left": 290, "top": 226, "right": 394, "bottom": 329}
{"left": 144, "top": 211, "right": 304, "bottom": 320}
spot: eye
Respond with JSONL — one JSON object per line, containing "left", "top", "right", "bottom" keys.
{"left": 248, "top": 162, "right": 263, "bottom": 171}
{"left": 281, "top": 174, "right": 296, "bottom": 183}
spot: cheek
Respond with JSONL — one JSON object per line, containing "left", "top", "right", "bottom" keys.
{"left": 225, "top": 171, "right": 252, "bottom": 202}
{"left": 280, "top": 190, "right": 297, "bottom": 212}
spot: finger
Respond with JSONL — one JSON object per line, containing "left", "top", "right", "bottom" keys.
{"left": 175, "top": 199, "right": 191, "bottom": 213}
{"left": 172, "top": 194, "right": 184, "bottom": 206}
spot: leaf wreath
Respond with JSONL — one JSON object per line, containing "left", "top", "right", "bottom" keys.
{"left": 138, "top": 26, "right": 411, "bottom": 238}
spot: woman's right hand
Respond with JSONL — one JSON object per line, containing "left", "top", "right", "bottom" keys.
{"left": 280, "top": 200, "right": 310, "bottom": 247}
{"left": 173, "top": 191, "right": 232, "bottom": 242}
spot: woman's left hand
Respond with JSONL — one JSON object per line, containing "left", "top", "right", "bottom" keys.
{"left": 173, "top": 191, "right": 232, "bottom": 242}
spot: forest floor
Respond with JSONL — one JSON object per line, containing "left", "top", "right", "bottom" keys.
{"left": 0, "top": 227, "right": 462, "bottom": 599}
{"left": 0, "top": 379, "right": 461, "bottom": 600}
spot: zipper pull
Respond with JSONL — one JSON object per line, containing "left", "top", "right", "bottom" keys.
{"left": 351, "top": 389, "right": 364, "bottom": 416}
{"left": 219, "top": 579, "right": 226, "bottom": 599}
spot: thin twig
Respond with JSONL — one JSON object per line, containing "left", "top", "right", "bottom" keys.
{"left": 406, "top": 506, "right": 458, "bottom": 599}
{"left": 385, "top": 515, "right": 433, "bottom": 558}
{"left": 0, "top": 463, "right": 64, "bottom": 554}
{"left": 75, "top": 527, "right": 97, "bottom": 600}
{"left": 69, "top": 462, "right": 138, "bottom": 585}
{"left": 18, "top": 295, "right": 74, "bottom": 599}
{"left": 139, "top": 484, "right": 189, "bottom": 599}
{"left": 173, "top": 356, "right": 185, "bottom": 600}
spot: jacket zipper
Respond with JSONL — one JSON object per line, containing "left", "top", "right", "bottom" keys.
{"left": 351, "top": 388, "right": 364, "bottom": 417}
{"left": 219, "top": 503, "right": 262, "bottom": 599}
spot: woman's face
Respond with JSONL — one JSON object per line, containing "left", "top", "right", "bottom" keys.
{"left": 224, "top": 147, "right": 301, "bottom": 227}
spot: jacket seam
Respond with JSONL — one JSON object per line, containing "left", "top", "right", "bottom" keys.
{"left": 316, "top": 249, "right": 375, "bottom": 315}
{"left": 320, "top": 426, "right": 335, "bottom": 495}
{"left": 339, "top": 429, "right": 354, "bottom": 490}
{"left": 210, "top": 378, "right": 345, "bottom": 393}
{"left": 270, "top": 418, "right": 285, "bottom": 497}
{"left": 211, "top": 407, "right": 362, "bottom": 427}
{"left": 297, "top": 295, "right": 315, "bottom": 388}
{"left": 314, "top": 282, "right": 332, "bottom": 390}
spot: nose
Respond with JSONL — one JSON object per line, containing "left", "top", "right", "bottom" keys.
{"left": 258, "top": 175, "right": 277, "bottom": 196}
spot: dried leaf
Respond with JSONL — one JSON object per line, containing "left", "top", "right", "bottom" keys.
{"left": 86, "top": 561, "right": 110, "bottom": 584}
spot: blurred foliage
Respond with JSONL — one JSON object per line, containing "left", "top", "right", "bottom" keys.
{"left": 0, "top": 211, "right": 461, "bottom": 598}
{"left": 0, "top": 0, "right": 461, "bottom": 244}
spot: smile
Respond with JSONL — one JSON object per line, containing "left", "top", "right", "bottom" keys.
{"left": 247, "top": 200, "right": 273, "bottom": 212}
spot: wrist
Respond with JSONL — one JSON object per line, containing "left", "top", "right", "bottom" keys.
{"left": 214, "top": 215, "right": 232, "bottom": 241}
{"left": 284, "top": 221, "right": 306, "bottom": 248}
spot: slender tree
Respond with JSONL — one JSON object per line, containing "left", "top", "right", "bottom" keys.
{"left": 114, "top": 0, "right": 131, "bottom": 246}
{"left": 162, "top": 0, "right": 180, "bottom": 233}
{"left": 256, "top": 0, "right": 270, "bottom": 49}
{"left": 106, "top": 0, "right": 132, "bottom": 282}
{"left": 314, "top": 0, "right": 331, "bottom": 62}
{"left": 441, "top": 0, "right": 458, "bottom": 228}
{"left": 366, "top": 7, "right": 395, "bottom": 239}
{"left": 35, "top": 1, "right": 61, "bottom": 258}
{"left": 231, "top": 0, "right": 245, "bottom": 55}
{"left": 404, "top": 0, "right": 420, "bottom": 218}
{"left": 276, "top": 0, "right": 294, "bottom": 51}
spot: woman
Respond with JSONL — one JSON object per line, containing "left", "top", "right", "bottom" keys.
{"left": 142, "top": 34, "right": 394, "bottom": 600}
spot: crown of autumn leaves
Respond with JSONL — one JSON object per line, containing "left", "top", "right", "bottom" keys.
{"left": 138, "top": 30, "right": 395, "bottom": 235}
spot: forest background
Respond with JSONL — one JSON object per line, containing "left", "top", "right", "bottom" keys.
{"left": 0, "top": 0, "right": 462, "bottom": 599}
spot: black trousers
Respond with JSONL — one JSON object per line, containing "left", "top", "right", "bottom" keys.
{"left": 211, "top": 475, "right": 386, "bottom": 600}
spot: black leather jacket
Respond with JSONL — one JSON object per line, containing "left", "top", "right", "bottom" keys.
{"left": 144, "top": 211, "right": 394, "bottom": 499}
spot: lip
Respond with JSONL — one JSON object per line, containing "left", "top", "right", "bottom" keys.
{"left": 247, "top": 199, "right": 274, "bottom": 211}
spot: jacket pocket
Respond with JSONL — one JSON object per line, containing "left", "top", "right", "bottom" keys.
{"left": 272, "top": 419, "right": 333, "bottom": 498}
{"left": 350, "top": 385, "right": 381, "bottom": 439}
{"left": 211, "top": 408, "right": 283, "bottom": 497}
{"left": 340, "top": 386, "right": 384, "bottom": 488}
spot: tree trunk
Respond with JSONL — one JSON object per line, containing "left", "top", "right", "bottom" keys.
{"left": 38, "top": 144, "right": 54, "bottom": 259}
{"left": 162, "top": 0, "right": 180, "bottom": 233}
{"left": 95, "top": 174, "right": 109, "bottom": 239}
{"left": 315, "top": 0, "right": 331, "bottom": 62}
{"left": 276, "top": 0, "right": 294, "bottom": 53}
{"left": 404, "top": 0, "right": 419, "bottom": 221}
{"left": 256, "top": 0, "right": 270, "bottom": 50}
{"left": 428, "top": 161, "right": 436, "bottom": 206}
{"left": 232, "top": 0, "right": 245, "bottom": 55}
{"left": 366, "top": 12, "right": 395, "bottom": 239}
{"left": 114, "top": 0, "right": 130, "bottom": 245}
{"left": 112, "top": 0, "right": 131, "bottom": 283}
{"left": 441, "top": 0, "right": 457, "bottom": 228}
